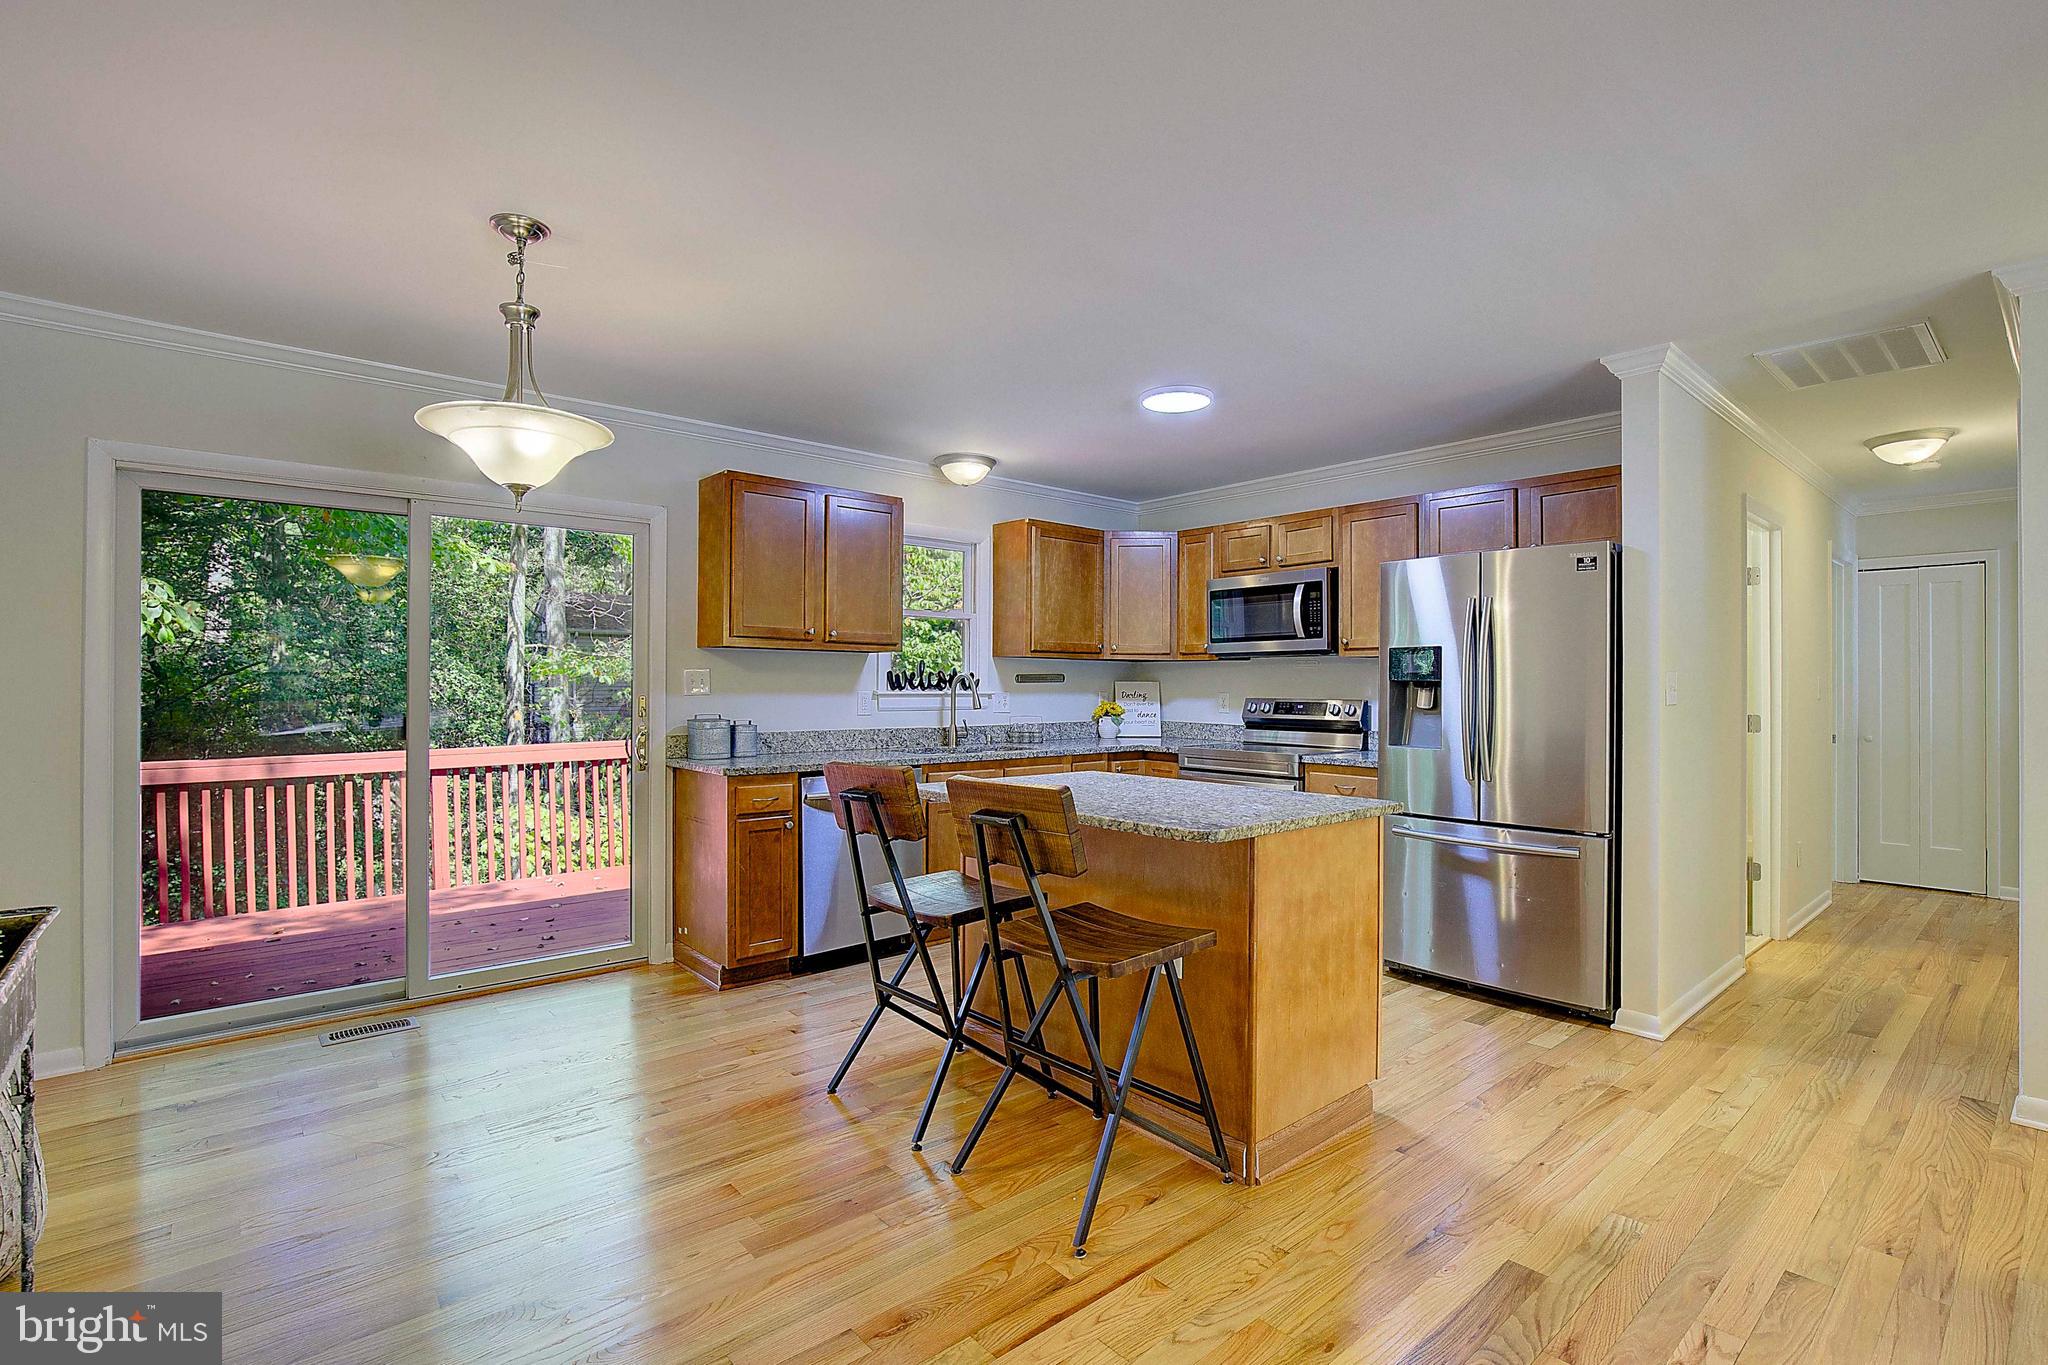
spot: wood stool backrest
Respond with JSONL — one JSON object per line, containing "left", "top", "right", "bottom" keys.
{"left": 943, "top": 777, "right": 1088, "bottom": 882}
{"left": 823, "top": 762, "right": 928, "bottom": 842}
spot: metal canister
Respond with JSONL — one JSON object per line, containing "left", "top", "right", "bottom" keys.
{"left": 687, "top": 714, "right": 732, "bottom": 760}
{"left": 731, "top": 721, "right": 760, "bottom": 758}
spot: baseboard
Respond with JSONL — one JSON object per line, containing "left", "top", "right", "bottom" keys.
{"left": 1997, "top": 885, "right": 2021, "bottom": 902}
{"left": 1610, "top": 954, "right": 1747, "bottom": 1042}
{"left": 2014, "top": 1094, "right": 2048, "bottom": 1132}
{"left": 1784, "top": 888, "right": 1832, "bottom": 938}
{"left": 32, "top": 1044, "right": 86, "bottom": 1078}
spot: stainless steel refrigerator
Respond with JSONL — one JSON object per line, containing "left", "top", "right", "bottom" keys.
{"left": 1378, "top": 541, "right": 1619, "bottom": 1017}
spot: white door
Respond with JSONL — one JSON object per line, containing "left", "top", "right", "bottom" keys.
{"left": 1856, "top": 564, "right": 1987, "bottom": 894}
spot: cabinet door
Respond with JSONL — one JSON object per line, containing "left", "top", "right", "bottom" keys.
{"left": 729, "top": 478, "right": 821, "bottom": 641}
{"left": 1214, "top": 521, "right": 1274, "bottom": 574}
{"left": 1272, "top": 511, "right": 1336, "bottom": 567}
{"left": 730, "top": 812, "right": 798, "bottom": 961}
{"left": 1106, "top": 532, "right": 1176, "bottom": 658}
{"left": 1003, "top": 758, "right": 1072, "bottom": 776}
{"left": 1517, "top": 468, "right": 1620, "bottom": 547}
{"left": 822, "top": 491, "right": 903, "bottom": 646}
{"left": 1422, "top": 486, "right": 1517, "bottom": 555}
{"left": 1028, "top": 523, "right": 1105, "bottom": 654}
{"left": 1337, "top": 501, "right": 1418, "bottom": 655}
{"left": 1069, "top": 755, "right": 1111, "bottom": 771}
{"left": 1176, "top": 530, "right": 1213, "bottom": 657}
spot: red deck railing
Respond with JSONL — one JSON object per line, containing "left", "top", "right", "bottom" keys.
{"left": 139, "top": 741, "right": 631, "bottom": 927}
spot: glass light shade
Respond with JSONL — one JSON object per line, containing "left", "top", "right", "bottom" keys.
{"left": 415, "top": 399, "right": 615, "bottom": 498}
{"left": 1140, "top": 385, "right": 1214, "bottom": 414}
{"left": 933, "top": 452, "right": 997, "bottom": 485}
{"left": 324, "top": 553, "right": 405, "bottom": 588}
{"left": 1864, "top": 428, "right": 1955, "bottom": 466}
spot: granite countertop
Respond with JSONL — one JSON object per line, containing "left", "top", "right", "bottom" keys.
{"left": 914, "top": 770, "right": 1401, "bottom": 843}
{"left": 669, "top": 732, "right": 1379, "bottom": 777}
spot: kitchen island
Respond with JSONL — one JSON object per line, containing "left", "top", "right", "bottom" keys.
{"left": 921, "top": 771, "right": 1398, "bottom": 1183}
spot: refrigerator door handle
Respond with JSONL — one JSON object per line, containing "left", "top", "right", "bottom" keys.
{"left": 1478, "top": 594, "right": 1496, "bottom": 784}
{"left": 1462, "top": 597, "right": 1480, "bottom": 784}
{"left": 1391, "top": 826, "right": 1583, "bottom": 859}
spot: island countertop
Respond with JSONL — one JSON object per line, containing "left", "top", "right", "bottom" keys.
{"left": 915, "top": 770, "right": 1399, "bottom": 843}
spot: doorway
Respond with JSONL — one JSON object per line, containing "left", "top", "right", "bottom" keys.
{"left": 116, "top": 471, "right": 653, "bottom": 1047}
{"left": 1855, "top": 561, "right": 1988, "bottom": 895}
{"left": 1742, "top": 515, "right": 1781, "bottom": 950}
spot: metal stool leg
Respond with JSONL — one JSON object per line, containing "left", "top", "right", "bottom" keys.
{"left": 1166, "top": 964, "right": 1232, "bottom": 1182}
{"left": 1071, "top": 967, "right": 1162, "bottom": 1256}
{"left": 911, "top": 940, "right": 991, "bottom": 1151}
{"left": 950, "top": 985, "right": 1061, "bottom": 1174}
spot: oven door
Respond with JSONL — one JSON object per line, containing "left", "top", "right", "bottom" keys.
{"left": 1208, "top": 569, "right": 1334, "bottom": 654}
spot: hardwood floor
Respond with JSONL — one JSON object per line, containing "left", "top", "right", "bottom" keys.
{"left": 23, "top": 881, "right": 2047, "bottom": 1362}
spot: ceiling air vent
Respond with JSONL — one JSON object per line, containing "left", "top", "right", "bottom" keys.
{"left": 1753, "top": 321, "right": 1945, "bottom": 390}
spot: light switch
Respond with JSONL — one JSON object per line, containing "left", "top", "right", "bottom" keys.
{"left": 683, "top": 668, "right": 711, "bottom": 696}
{"left": 1664, "top": 676, "right": 1679, "bottom": 707}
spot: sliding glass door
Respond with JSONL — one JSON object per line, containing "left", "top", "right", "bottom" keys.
{"left": 120, "top": 474, "right": 650, "bottom": 1045}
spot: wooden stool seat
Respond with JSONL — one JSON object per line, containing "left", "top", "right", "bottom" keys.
{"left": 870, "top": 871, "right": 1027, "bottom": 925}
{"left": 999, "top": 902, "right": 1216, "bottom": 978}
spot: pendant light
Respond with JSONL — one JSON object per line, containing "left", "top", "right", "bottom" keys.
{"left": 415, "top": 213, "right": 614, "bottom": 507}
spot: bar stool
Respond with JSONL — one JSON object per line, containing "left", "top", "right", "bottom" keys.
{"left": 820, "top": 762, "right": 1031, "bottom": 1151}
{"left": 941, "top": 776, "right": 1232, "bottom": 1257}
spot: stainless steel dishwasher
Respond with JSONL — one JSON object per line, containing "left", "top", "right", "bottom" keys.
{"left": 797, "top": 774, "right": 923, "bottom": 960}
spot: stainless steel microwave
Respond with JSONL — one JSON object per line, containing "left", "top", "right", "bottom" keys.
{"left": 1206, "top": 567, "right": 1338, "bottom": 655}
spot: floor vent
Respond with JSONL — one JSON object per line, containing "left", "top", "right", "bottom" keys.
{"left": 319, "top": 1016, "right": 418, "bottom": 1046}
{"left": 1753, "top": 320, "right": 1945, "bottom": 390}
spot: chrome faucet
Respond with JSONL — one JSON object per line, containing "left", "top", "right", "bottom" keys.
{"left": 940, "top": 671, "right": 984, "bottom": 749}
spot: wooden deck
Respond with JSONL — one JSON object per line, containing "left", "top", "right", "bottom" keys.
{"left": 139, "top": 868, "right": 631, "bottom": 1017}
{"left": 36, "top": 881, "right": 2047, "bottom": 1362}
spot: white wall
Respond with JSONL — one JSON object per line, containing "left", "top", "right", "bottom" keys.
{"left": 1606, "top": 347, "right": 1850, "bottom": 1037}
{"left": 0, "top": 303, "right": 1137, "bottom": 1069}
{"left": 1119, "top": 418, "right": 1623, "bottom": 724}
{"left": 1854, "top": 496, "right": 2020, "bottom": 897}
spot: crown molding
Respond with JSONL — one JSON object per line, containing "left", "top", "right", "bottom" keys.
{"left": 1603, "top": 340, "right": 1849, "bottom": 510}
{"left": 1133, "top": 411, "right": 1622, "bottom": 519}
{"left": 1854, "top": 485, "right": 2018, "bottom": 517}
{"left": 0, "top": 289, "right": 1139, "bottom": 516}
{"left": 1992, "top": 255, "right": 2048, "bottom": 299}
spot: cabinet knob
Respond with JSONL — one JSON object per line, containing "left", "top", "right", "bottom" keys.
{"left": 829, "top": 629, "right": 837, "bottom": 638}
{"left": 1258, "top": 556, "right": 1267, "bottom": 564}
{"left": 784, "top": 819, "right": 794, "bottom": 829}
{"left": 1342, "top": 637, "right": 1350, "bottom": 646}
{"left": 805, "top": 627, "right": 816, "bottom": 636}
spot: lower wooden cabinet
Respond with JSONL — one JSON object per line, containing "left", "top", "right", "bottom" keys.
{"left": 1302, "top": 766, "right": 1378, "bottom": 798}
{"left": 673, "top": 770, "right": 801, "bottom": 987}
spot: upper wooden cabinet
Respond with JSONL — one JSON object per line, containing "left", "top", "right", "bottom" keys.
{"left": 1213, "top": 521, "right": 1275, "bottom": 575}
{"left": 994, "top": 519, "right": 1105, "bottom": 657}
{"left": 1105, "top": 532, "right": 1177, "bottom": 659}
{"left": 1176, "top": 529, "right": 1214, "bottom": 658}
{"left": 1336, "top": 499, "right": 1419, "bottom": 656}
{"left": 1518, "top": 466, "right": 1621, "bottom": 547}
{"left": 1421, "top": 484, "right": 1519, "bottom": 556}
{"left": 1272, "top": 511, "right": 1336, "bottom": 567}
{"left": 698, "top": 472, "right": 903, "bottom": 650}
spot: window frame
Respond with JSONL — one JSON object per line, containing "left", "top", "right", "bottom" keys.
{"left": 873, "top": 532, "right": 979, "bottom": 707}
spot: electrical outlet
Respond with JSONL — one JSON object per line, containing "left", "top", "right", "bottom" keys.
{"left": 1217, "top": 693, "right": 1231, "bottom": 713}
{"left": 857, "top": 693, "right": 872, "bottom": 716}
{"left": 995, "top": 692, "right": 1011, "bottom": 713}
{"left": 683, "top": 668, "right": 711, "bottom": 696}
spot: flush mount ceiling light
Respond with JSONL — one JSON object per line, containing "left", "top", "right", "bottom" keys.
{"left": 415, "top": 213, "right": 614, "bottom": 508}
{"left": 1864, "top": 427, "right": 1956, "bottom": 467}
{"left": 1139, "top": 385, "right": 1214, "bottom": 414}
{"left": 933, "top": 452, "right": 998, "bottom": 485}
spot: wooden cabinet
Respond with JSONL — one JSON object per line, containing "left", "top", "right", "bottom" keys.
{"left": 673, "top": 770, "right": 801, "bottom": 987}
{"left": 1002, "top": 757, "right": 1072, "bottom": 776}
{"left": 1421, "top": 484, "right": 1519, "bottom": 555}
{"left": 1105, "top": 531, "right": 1177, "bottom": 659}
{"left": 1069, "top": 755, "right": 1110, "bottom": 771}
{"left": 993, "top": 519, "right": 1105, "bottom": 657}
{"left": 1272, "top": 511, "right": 1336, "bottom": 567}
{"left": 1176, "top": 530, "right": 1213, "bottom": 658}
{"left": 1214, "top": 521, "right": 1275, "bottom": 575}
{"left": 698, "top": 471, "right": 903, "bottom": 650}
{"left": 1109, "top": 753, "right": 1178, "bottom": 777}
{"left": 1518, "top": 466, "right": 1621, "bottom": 547}
{"left": 1303, "top": 766, "right": 1379, "bottom": 798}
{"left": 1336, "top": 500, "right": 1419, "bottom": 656}
{"left": 730, "top": 812, "right": 798, "bottom": 960}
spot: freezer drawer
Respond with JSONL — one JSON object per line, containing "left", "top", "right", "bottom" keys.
{"left": 1383, "top": 815, "right": 1613, "bottom": 1014}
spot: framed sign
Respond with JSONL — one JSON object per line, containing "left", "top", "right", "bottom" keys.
{"left": 1112, "top": 680, "right": 1162, "bottom": 739}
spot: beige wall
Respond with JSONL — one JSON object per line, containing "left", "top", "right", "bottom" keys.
{"left": 1854, "top": 496, "right": 2020, "bottom": 896}
{"left": 0, "top": 309, "right": 1138, "bottom": 1069}
{"left": 1611, "top": 351, "right": 1851, "bottom": 1036}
